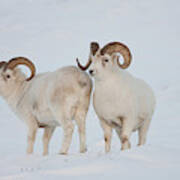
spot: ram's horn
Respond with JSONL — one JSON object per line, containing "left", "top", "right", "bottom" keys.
{"left": 5, "top": 57, "right": 36, "bottom": 81}
{"left": 100, "top": 42, "right": 132, "bottom": 69}
{"left": 76, "top": 42, "right": 100, "bottom": 71}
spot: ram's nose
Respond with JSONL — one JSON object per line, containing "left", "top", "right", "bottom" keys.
{"left": 89, "top": 70, "right": 94, "bottom": 75}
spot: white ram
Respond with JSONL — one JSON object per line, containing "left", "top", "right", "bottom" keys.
{"left": 77, "top": 42, "right": 156, "bottom": 152}
{"left": 0, "top": 57, "right": 92, "bottom": 155}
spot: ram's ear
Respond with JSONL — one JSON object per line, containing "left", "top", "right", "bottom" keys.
{"left": 0, "top": 61, "right": 7, "bottom": 69}
{"left": 90, "top": 42, "right": 100, "bottom": 56}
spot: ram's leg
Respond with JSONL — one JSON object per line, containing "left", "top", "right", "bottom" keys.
{"left": 75, "top": 114, "right": 87, "bottom": 153}
{"left": 59, "top": 120, "right": 75, "bottom": 155}
{"left": 116, "top": 129, "right": 131, "bottom": 150}
{"left": 42, "top": 126, "right": 55, "bottom": 156}
{"left": 100, "top": 119, "right": 112, "bottom": 153}
{"left": 120, "top": 118, "right": 133, "bottom": 151}
{"left": 138, "top": 118, "right": 151, "bottom": 146}
{"left": 75, "top": 102, "right": 89, "bottom": 153}
{"left": 26, "top": 119, "right": 38, "bottom": 154}
{"left": 50, "top": 92, "right": 76, "bottom": 155}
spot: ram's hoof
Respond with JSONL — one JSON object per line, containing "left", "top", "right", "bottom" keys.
{"left": 59, "top": 152, "right": 67, "bottom": 155}
{"left": 80, "top": 148, "right": 87, "bottom": 153}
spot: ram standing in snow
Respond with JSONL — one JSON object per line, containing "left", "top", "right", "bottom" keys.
{"left": 0, "top": 58, "right": 92, "bottom": 155}
{"left": 77, "top": 42, "right": 156, "bottom": 152}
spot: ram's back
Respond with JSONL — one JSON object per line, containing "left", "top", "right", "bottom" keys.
{"left": 27, "top": 66, "right": 91, "bottom": 113}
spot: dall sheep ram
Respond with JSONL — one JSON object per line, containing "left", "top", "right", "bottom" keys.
{"left": 0, "top": 57, "right": 92, "bottom": 155}
{"left": 77, "top": 42, "right": 156, "bottom": 152}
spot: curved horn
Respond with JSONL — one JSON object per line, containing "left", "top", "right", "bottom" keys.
{"left": 5, "top": 57, "right": 36, "bottom": 81}
{"left": 100, "top": 42, "right": 132, "bottom": 69}
{"left": 76, "top": 57, "right": 92, "bottom": 71}
{"left": 76, "top": 42, "right": 100, "bottom": 71}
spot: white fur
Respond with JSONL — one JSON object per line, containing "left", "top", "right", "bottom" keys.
{"left": 89, "top": 51, "right": 156, "bottom": 152}
{"left": 0, "top": 65, "right": 92, "bottom": 155}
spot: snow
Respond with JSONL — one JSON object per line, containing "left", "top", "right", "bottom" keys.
{"left": 0, "top": 0, "right": 180, "bottom": 179}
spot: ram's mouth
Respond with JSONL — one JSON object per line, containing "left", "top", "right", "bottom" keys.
{"left": 90, "top": 73, "right": 95, "bottom": 77}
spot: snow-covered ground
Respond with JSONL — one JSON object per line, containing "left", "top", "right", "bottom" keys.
{"left": 0, "top": 0, "right": 180, "bottom": 179}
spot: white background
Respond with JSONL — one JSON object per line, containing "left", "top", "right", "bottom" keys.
{"left": 0, "top": 0, "right": 180, "bottom": 179}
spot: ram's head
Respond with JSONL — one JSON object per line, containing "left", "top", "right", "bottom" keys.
{"left": 0, "top": 57, "right": 36, "bottom": 96}
{"left": 76, "top": 42, "right": 132, "bottom": 78}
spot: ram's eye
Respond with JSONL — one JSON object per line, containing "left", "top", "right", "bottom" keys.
{"left": 104, "top": 59, "right": 109, "bottom": 62}
{"left": 6, "top": 75, "right": 11, "bottom": 79}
